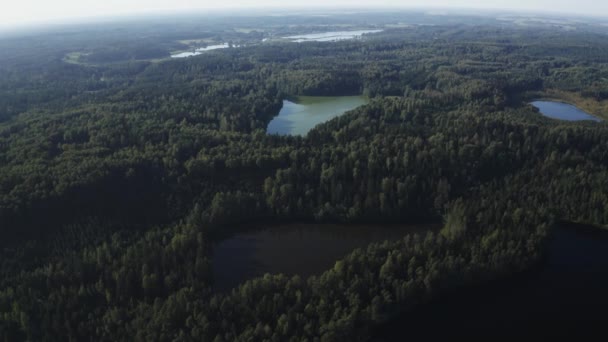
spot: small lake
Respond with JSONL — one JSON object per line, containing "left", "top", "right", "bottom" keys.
{"left": 531, "top": 101, "right": 602, "bottom": 122}
{"left": 213, "top": 223, "right": 439, "bottom": 292}
{"left": 283, "top": 30, "right": 383, "bottom": 42}
{"left": 374, "top": 222, "right": 608, "bottom": 340}
{"left": 266, "top": 96, "right": 367, "bottom": 136}
{"left": 171, "top": 43, "right": 239, "bottom": 58}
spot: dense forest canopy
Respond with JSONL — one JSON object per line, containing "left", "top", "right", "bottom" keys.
{"left": 1, "top": 10, "right": 608, "bottom": 341}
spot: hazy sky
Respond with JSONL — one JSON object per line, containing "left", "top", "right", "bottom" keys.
{"left": 2, "top": 0, "right": 608, "bottom": 28}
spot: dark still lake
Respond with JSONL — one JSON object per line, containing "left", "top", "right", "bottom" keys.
{"left": 212, "top": 223, "right": 439, "bottom": 292}
{"left": 266, "top": 96, "right": 367, "bottom": 136}
{"left": 374, "top": 222, "right": 608, "bottom": 340}
{"left": 531, "top": 101, "right": 602, "bottom": 122}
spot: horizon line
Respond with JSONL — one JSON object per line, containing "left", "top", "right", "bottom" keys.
{"left": 0, "top": 5, "right": 605, "bottom": 35}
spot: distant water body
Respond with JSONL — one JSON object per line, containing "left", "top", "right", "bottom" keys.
{"left": 531, "top": 101, "right": 602, "bottom": 122}
{"left": 171, "top": 30, "right": 383, "bottom": 58}
{"left": 171, "top": 43, "right": 237, "bottom": 58}
{"left": 283, "top": 29, "right": 383, "bottom": 42}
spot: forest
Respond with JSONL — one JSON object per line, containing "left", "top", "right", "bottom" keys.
{"left": 1, "top": 12, "right": 608, "bottom": 341}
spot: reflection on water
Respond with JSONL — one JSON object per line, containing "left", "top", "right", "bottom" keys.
{"left": 266, "top": 96, "right": 367, "bottom": 136}
{"left": 213, "top": 223, "right": 439, "bottom": 291}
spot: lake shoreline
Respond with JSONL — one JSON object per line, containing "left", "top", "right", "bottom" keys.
{"left": 531, "top": 99, "right": 602, "bottom": 122}
{"left": 533, "top": 89, "right": 608, "bottom": 121}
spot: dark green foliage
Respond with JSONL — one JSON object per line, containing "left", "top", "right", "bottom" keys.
{"left": 1, "top": 16, "right": 608, "bottom": 341}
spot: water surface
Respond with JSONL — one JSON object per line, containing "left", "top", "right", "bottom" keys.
{"left": 531, "top": 101, "right": 601, "bottom": 121}
{"left": 213, "top": 223, "right": 439, "bottom": 291}
{"left": 283, "top": 30, "right": 383, "bottom": 42}
{"left": 171, "top": 43, "right": 236, "bottom": 58}
{"left": 267, "top": 96, "right": 367, "bottom": 136}
{"left": 171, "top": 30, "right": 382, "bottom": 58}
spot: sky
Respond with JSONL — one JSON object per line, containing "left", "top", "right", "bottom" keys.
{"left": 2, "top": 0, "right": 608, "bottom": 28}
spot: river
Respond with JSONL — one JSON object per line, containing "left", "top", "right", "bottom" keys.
{"left": 283, "top": 30, "right": 383, "bottom": 42}
{"left": 171, "top": 43, "right": 239, "bottom": 58}
{"left": 172, "top": 30, "right": 383, "bottom": 58}
{"left": 531, "top": 101, "right": 602, "bottom": 122}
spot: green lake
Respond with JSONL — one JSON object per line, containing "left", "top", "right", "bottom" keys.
{"left": 266, "top": 96, "right": 368, "bottom": 136}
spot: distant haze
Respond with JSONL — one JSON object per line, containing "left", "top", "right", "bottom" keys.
{"left": 2, "top": 0, "right": 608, "bottom": 28}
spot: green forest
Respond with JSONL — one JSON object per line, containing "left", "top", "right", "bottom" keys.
{"left": 1, "top": 12, "right": 608, "bottom": 341}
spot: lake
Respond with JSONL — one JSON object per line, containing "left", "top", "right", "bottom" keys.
{"left": 373, "top": 222, "right": 608, "bottom": 340}
{"left": 212, "top": 223, "right": 439, "bottom": 292}
{"left": 171, "top": 43, "right": 238, "bottom": 58}
{"left": 266, "top": 96, "right": 368, "bottom": 136}
{"left": 531, "top": 100, "right": 602, "bottom": 122}
{"left": 283, "top": 30, "right": 383, "bottom": 42}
